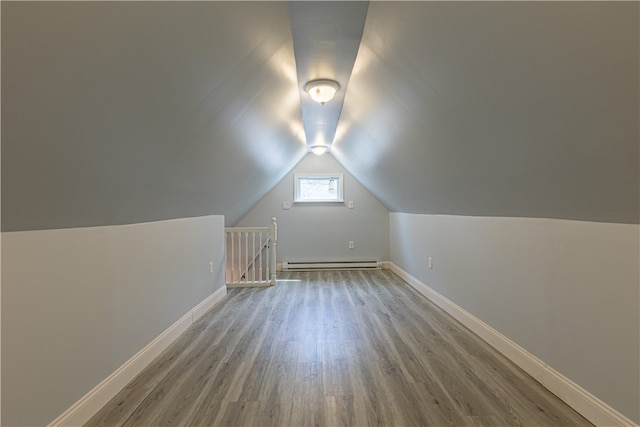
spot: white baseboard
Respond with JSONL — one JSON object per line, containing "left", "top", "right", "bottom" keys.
{"left": 48, "top": 285, "right": 227, "bottom": 427}
{"left": 191, "top": 287, "right": 226, "bottom": 321}
{"left": 388, "top": 262, "right": 637, "bottom": 427}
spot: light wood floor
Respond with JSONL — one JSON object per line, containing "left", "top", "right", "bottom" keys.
{"left": 87, "top": 270, "right": 591, "bottom": 426}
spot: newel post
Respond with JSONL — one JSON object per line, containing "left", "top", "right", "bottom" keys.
{"left": 270, "top": 217, "right": 278, "bottom": 286}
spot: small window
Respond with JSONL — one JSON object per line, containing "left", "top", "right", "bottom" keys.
{"left": 294, "top": 173, "right": 344, "bottom": 203}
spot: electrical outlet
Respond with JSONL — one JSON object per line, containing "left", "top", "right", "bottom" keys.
{"left": 428, "top": 257, "right": 433, "bottom": 269}
{"left": 349, "top": 241, "right": 354, "bottom": 249}
{"left": 209, "top": 261, "right": 214, "bottom": 274}
{"left": 282, "top": 201, "right": 291, "bottom": 210}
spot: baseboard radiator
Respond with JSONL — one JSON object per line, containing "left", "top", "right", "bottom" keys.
{"left": 282, "top": 260, "right": 382, "bottom": 271}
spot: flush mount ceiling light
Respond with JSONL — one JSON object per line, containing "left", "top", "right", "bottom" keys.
{"left": 310, "top": 144, "right": 329, "bottom": 155}
{"left": 305, "top": 79, "right": 340, "bottom": 105}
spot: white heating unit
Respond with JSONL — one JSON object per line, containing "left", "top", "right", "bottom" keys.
{"left": 282, "top": 260, "right": 382, "bottom": 271}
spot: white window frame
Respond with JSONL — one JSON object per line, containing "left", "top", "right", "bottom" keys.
{"left": 294, "top": 173, "right": 344, "bottom": 203}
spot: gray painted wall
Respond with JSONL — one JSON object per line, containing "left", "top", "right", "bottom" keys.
{"left": 1, "top": 215, "right": 225, "bottom": 426}
{"left": 4, "top": 2, "right": 636, "bottom": 233}
{"left": 390, "top": 213, "right": 640, "bottom": 423}
{"left": 1, "top": 2, "right": 305, "bottom": 232}
{"left": 237, "top": 153, "right": 389, "bottom": 263}
{"left": 334, "top": 2, "right": 639, "bottom": 224}
{"left": 1, "top": 3, "right": 637, "bottom": 424}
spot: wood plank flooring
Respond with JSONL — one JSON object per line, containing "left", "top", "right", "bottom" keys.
{"left": 86, "top": 270, "right": 591, "bottom": 426}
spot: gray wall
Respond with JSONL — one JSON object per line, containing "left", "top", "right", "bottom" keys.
{"left": 1, "top": 1, "right": 305, "bottom": 231}
{"left": 334, "top": 2, "right": 639, "bottom": 224}
{"left": 237, "top": 153, "right": 389, "bottom": 263}
{"left": 390, "top": 213, "right": 640, "bottom": 424}
{"left": 2, "top": 215, "right": 225, "bottom": 426}
{"left": 2, "top": 2, "right": 637, "bottom": 424}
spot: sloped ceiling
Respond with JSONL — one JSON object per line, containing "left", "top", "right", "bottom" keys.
{"left": 2, "top": 2, "right": 306, "bottom": 230}
{"left": 2, "top": 2, "right": 638, "bottom": 231}
{"left": 333, "top": 1, "right": 639, "bottom": 223}
{"left": 288, "top": 1, "right": 368, "bottom": 149}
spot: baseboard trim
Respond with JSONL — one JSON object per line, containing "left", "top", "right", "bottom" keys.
{"left": 48, "top": 285, "right": 227, "bottom": 427}
{"left": 388, "top": 262, "right": 637, "bottom": 427}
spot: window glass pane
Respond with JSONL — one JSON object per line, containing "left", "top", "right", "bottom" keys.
{"left": 294, "top": 174, "right": 343, "bottom": 202}
{"left": 299, "top": 177, "right": 337, "bottom": 201}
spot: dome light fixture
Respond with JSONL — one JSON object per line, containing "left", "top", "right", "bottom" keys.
{"left": 310, "top": 144, "right": 329, "bottom": 156}
{"left": 305, "top": 79, "right": 340, "bottom": 105}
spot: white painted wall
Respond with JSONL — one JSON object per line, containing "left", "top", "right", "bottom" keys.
{"left": 390, "top": 213, "right": 640, "bottom": 424}
{"left": 1, "top": 215, "right": 225, "bottom": 426}
{"left": 237, "top": 153, "right": 389, "bottom": 263}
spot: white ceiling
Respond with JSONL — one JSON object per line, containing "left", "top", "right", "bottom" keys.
{"left": 2, "top": 2, "right": 638, "bottom": 231}
{"left": 288, "top": 1, "right": 368, "bottom": 150}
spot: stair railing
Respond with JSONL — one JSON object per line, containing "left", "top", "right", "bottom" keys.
{"left": 224, "top": 217, "right": 277, "bottom": 288}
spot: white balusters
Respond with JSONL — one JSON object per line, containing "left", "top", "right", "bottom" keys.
{"left": 224, "top": 218, "right": 277, "bottom": 288}
{"left": 230, "top": 232, "right": 235, "bottom": 283}
{"left": 259, "top": 232, "right": 263, "bottom": 282}
{"left": 270, "top": 217, "right": 277, "bottom": 286}
{"left": 251, "top": 231, "right": 260, "bottom": 281}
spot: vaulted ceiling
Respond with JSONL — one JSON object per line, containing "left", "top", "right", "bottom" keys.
{"left": 335, "top": 2, "right": 639, "bottom": 223}
{"left": 2, "top": 1, "right": 638, "bottom": 231}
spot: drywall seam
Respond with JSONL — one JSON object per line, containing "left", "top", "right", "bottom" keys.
{"left": 47, "top": 286, "right": 227, "bottom": 427}
{"left": 389, "top": 262, "right": 638, "bottom": 427}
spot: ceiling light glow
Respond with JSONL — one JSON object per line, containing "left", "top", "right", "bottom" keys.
{"left": 310, "top": 144, "right": 329, "bottom": 155}
{"left": 305, "top": 79, "right": 340, "bottom": 105}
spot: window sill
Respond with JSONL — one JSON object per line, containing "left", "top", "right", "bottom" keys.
{"left": 294, "top": 199, "right": 345, "bottom": 204}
